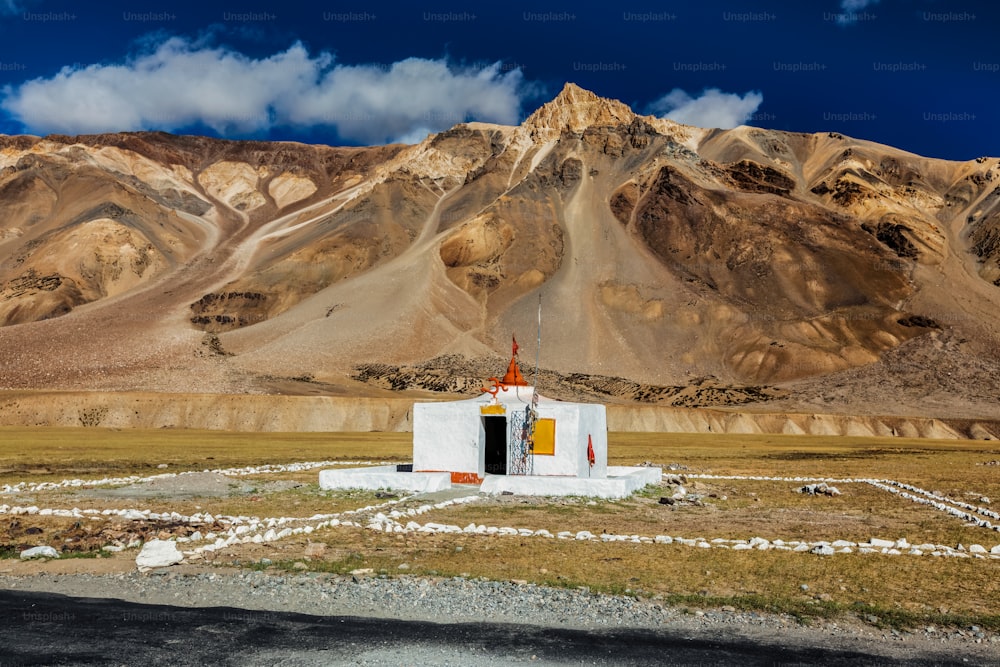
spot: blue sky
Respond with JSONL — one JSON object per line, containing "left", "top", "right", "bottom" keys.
{"left": 0, "top": 0, "right": 997, "bottom": 160}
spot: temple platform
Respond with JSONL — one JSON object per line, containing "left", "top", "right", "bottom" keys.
{"left": 319, "top": 464, "right": 662, "bottom": 499}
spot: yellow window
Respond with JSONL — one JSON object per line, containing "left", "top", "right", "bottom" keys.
{"left": 532, "top": 418, "right": 556, "bottom": 455}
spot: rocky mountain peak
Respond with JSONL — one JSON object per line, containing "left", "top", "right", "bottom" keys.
{"left": 522, "top": 83, "right": 637, "bottom": 137}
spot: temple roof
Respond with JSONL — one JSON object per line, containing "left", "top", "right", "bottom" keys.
{"left": 501, "top": 354, "right": 529, "bottom": 386}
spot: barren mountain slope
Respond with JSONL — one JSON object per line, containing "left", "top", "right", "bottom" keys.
{"left": 1, "top": 84, "right": 998, "bottom": 419}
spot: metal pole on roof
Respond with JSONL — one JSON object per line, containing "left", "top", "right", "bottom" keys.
{"left": 533, "top": 293, "right": 541, "bottom": 391}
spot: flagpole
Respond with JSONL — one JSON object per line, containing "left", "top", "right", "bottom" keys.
{"left": 533, "top": 294, "right": 541, "bottom": 389}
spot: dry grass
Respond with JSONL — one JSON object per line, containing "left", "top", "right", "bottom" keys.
{"left": 225, "top": 525, "right": 1000, "bottom": 630}
{"left": 3, "top": 427, "right": 1000, "bottom": 630}
{"left": 29, "top": 485, "right": 386, "bottom": 520}
{"left": 0, "top": 427, "right": 410, "bottom": 481}
{"left": 424, "top": 481, "right": 997, "bottom": 548}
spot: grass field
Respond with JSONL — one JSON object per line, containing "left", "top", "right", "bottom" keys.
{"left": 2, "top": 427, "right": 999, "bottom": 631}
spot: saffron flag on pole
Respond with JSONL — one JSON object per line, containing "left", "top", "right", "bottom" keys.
{"left": 587, "top": 434, "right": 595, "bottom": 467}
{"left": 512, "top": 335, "right": 519, "bottom": 357}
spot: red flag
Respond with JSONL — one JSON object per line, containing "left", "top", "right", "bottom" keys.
{"left": 587, "top": 434, "right": 595, "bottom": 467}
{"left": 512, "top": 335, "right": 519, "bottom": 357}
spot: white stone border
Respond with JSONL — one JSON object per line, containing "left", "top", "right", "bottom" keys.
{"left": 0, "top": 460, "right": 394, "bottom": 495}
{"left": 4, "top": 464, "right": 1000, "bottom": 562}
{"left": 684, "top": 474, "right": 1000, "bottom": 532}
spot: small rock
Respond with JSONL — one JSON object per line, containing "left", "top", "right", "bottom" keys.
{"left": 797, "top": 483, "right": 841, "bottom": 496}
{"left": 303, "top": 542, "right": 327, "bottom": 558}
{"left": 20, "top": 545, "right": 59, "bottom": 560}
{"left": 292, "top": 562, "right": 309, "bottom": 571}
{"left": 397, "top": 563, "right": 410, "bottom": 570}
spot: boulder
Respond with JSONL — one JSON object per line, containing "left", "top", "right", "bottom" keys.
{"left": 135, "top": 539, "right": 183, "bottom": 571}
{"left": 20, "top": 545, "right": 59, "bottom": 559}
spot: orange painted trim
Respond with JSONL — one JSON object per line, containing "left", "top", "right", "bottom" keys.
{"left": 415, "top": 469, "right": 484, "bottom": 484}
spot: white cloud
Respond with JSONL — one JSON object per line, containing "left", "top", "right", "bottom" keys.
{"left": 840, "top": 0, "right": 878, "bottom": 10}
{"left": 648, "top": 88, "right": 763, "bottom": 129}
{"left": 836, "top": 0, "right": 880, "bottom": 25}
{"left": 0, "top": 38, "right": 525, "bottom": 144}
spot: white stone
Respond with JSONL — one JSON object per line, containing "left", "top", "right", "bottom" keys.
{"left": 20, "top": 545, "right": 59, "bottom": 559}
{"left": 969, "top": 544, "right": 987, "bottom": 554}
{"left": 135, "top": 540, "right": 183, "bottom": 571}
{"left": 811, "top": 545, "right": 835, "bottom": 556}
{"left": 990, "top": 545, "right": 1000, "bottom": 554}
{"left": 869, "top": 538, "right": 894, "bottom": 548}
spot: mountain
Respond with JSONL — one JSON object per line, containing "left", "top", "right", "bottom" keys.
{"left": 1, "top": 83, "right": 999, "bottom": 420}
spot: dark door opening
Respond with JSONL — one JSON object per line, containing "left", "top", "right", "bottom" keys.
{"left": 483, "top": 416, "right": 507, "bottom": 475}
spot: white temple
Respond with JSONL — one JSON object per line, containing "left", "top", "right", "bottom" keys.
{"left": 319, "top": 342, "right": 660, "bottom": 498}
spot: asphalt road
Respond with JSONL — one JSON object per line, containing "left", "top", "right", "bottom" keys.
{"left": 0, "top": 590, "right": 974, "bottom": 666}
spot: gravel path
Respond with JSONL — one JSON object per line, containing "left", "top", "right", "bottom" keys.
{"left": 3, "top": 568, "right": 998, "bottom": 665}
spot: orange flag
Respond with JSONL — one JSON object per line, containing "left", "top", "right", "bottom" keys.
{"left": 512, "top": 335, "right": 519, "bottom": 357}
{"left": 587, "top": 434, "right": 595, "bottom": 467}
